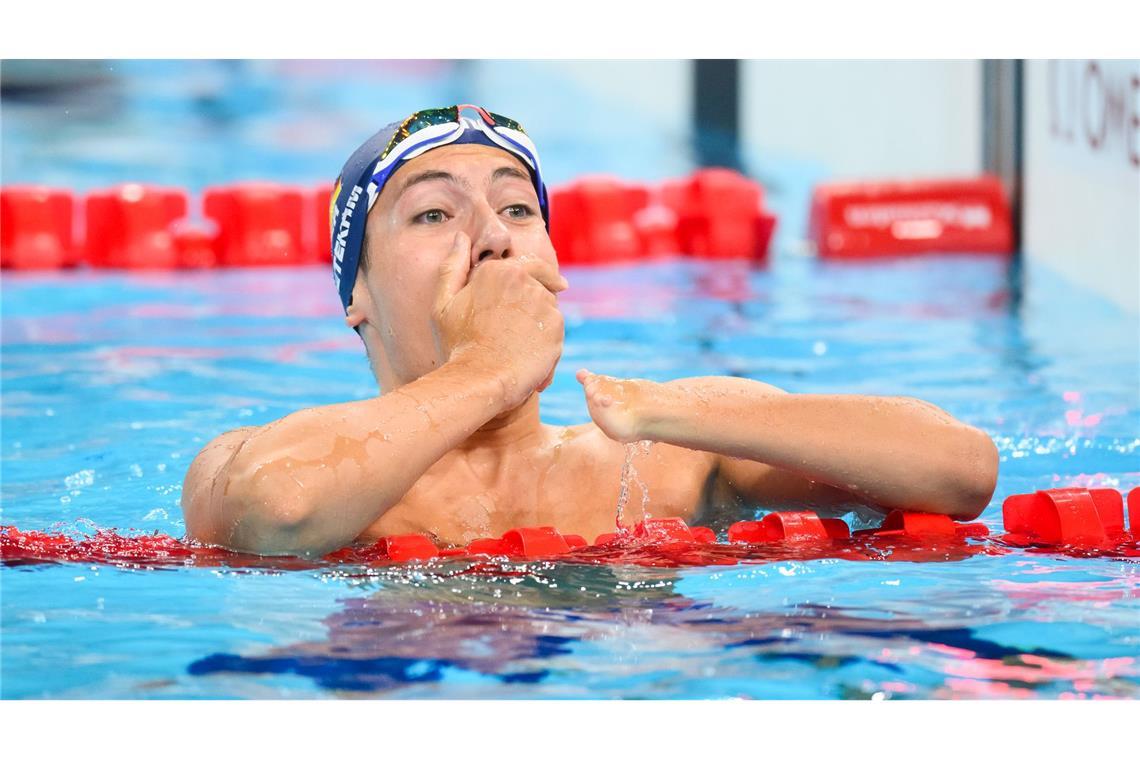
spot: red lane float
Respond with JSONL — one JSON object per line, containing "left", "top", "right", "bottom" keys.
{"left": 1, "top": 525, "right": 199, "bottom": 565}
{"left": 1129, "top": 488, "right": 1140, "bottom": 537}
{"left": 0, "top": 509, "right": 992, "bottom": 569}
{"left": 4, "top": 489, "right": 1135, "bottom": 569}
{"left": 204, "top": 182, "right": 307, "bottom": 266}
{"left": 864, "top": 510, "right": 989, "bottom": 540}
{"left": 549, "top": 177, "right": 646, "bottom": 265}
{"left": 809, "top": 176, "right": 1013, "bottom": 259}
{"left": 676, "top": 169, "right": 777, "bottom": 261}
{"left": 2, "top": 169, "right": 779, "bottom": 270}
{"left": 593, "top": 518, "right": 716, "bottom": 546}
{"left": 377, "top": 533, "right": 439, "bottom": 562}
{"left": 171, "top": 223, "right": 220, "bottom": 269}
{"left": 632, "top": 202, "right": 681, "bottom": 259}
{"left": 309, "top": 182, "right": 337, "bottom": 265}
{"left": 501, "top": 526, "right": 572, "bottom": 557}
{"left": 690, "top": 527, "right": 717, "bottom": 543}
{"left": 461, "top": 527, "right": 586, "bottom": 559}
{"left": 85, "top": 184, "right": 188, "bottom": 269}
{"left": 1002, "top": 487, "right": 1135, "bottom": 548}
{"left": 728, "top": 511, "right": 849, "bottom": 543}
{"left": 635, "top": 517, "right": 706, "bottom": 542}
{"left": 0, "top": 186, "right": 77, "bottom": 269}
{"left": 544, "top": 169, "right": 777, "bottom": 265}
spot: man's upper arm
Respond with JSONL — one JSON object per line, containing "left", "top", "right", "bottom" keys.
{"left": 181, "top": 426, "right": 259, "bottom": 544}
{"left": 713, "top": 454, "right": 875, "bottom": 517}
{"left": 694, "top": 378, "right": 866, "bottom": 515}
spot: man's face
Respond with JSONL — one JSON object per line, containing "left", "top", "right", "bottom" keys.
{"left": 352, "top": 143, "right": 559, "bottom": 387}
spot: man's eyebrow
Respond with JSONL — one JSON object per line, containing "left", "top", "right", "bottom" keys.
{"left": 491, "top": 165, "right": 531, "bottom": 184}
{"left": 396, "top": 166, "right": 530, "bottom": 199}
{"left": 397, "top": 170, "right": 467, "bottom": 197}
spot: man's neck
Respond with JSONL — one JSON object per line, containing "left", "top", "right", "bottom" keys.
{"left": 379, "top": 366, "right": 547, "bottom": 462}
{"left": 456, "top": 393, "right": 546, "bottom": 454}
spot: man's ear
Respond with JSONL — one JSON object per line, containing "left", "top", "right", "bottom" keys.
{"left": 345, "top": 279, "right": 370, "bottom": 330}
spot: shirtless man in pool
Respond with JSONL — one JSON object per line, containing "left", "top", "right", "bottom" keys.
{"left": 181, "top": 105, "right": 999, "bottom": 557}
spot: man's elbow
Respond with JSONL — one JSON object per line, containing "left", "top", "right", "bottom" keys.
{"left": 943, "top": 427, "right": 999, "bottom": 521}
{"left": 222, "top": 465, "right": 329, "bottom": 558}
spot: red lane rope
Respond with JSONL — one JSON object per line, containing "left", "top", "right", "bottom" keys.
{"left": 4, "top": 489, "right": 1138, "bottom": 570}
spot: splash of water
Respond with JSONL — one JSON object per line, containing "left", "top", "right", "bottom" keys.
{"left": 615, "top": 440, "right": 653, "bottom": 533}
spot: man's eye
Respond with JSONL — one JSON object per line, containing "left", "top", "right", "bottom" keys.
{"left": 414, "top": 209, "right": 447, "bottom": 224}
{"left": 504, "top": 204, "right": 534, "bottom": 219}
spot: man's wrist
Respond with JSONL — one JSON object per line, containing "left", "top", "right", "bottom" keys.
{"left": 445, "top": 348, "right": 513, "bottom": 413}
{"left": 628, "top": 381, "right": 679, "bottom": 442}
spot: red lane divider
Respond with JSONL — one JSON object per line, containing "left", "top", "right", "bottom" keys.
{"left": 309, "top": 182, "right": 336, "bottom": 265}
{"left": 634, "top": 517, "right": 700, "bottom": 542}
{"left": 550, "top": 169, "right": 777, "bottom": 265}
{"left": 564, "top": 533, "right": 589, "bottom": 549}
{"left": 727, "top": 511, "right": 849, "bottom": 543}
{"left": 809, "top": 176, "right": 1013, "bottom": 259}
{"left": 461, "top": 527, "right": 585, "bottom": 558}
{"left": 1002, "top": 487, "right": 1134, "bottom": 548}
{"left": 632, "top": 202, "right": 681, "bottom": 259}
{"left": 690, "top": 526, "right": 717, "bottom": 543}
{"left": 374, "top": 534, "right": 440, "bottom": 562}
{"left": 204, "top": 183, "right": 308, "bottom": 267}
{"left": 3, "top": 173, "right": 1023, "bottom": 269}
{"left": 0, "top": 186, "right": 77, "bottom": 269}
{"left": 863, "top": 510, "right": 989, "bottom": 540}
{"left": 680, "top": 168, "right": 777, "bottom": 261}
{"left": 592, "top": 518, "right": 717, "bottom": 547}
{"left": 1130, "top": 488, "right": 1140, "bottom": 539}
{"left": 1, "top": 526, "right": 203, "bottom": 565}
{"left": 0, "top": 168, "right": 781, "bottom": 271}
{"left": 86, "top": 185, "right": 188, "bottom": 269}
{"left": 501, "top": 526, "right": 572, "bottom": 557}
{"left": 4, "top": 489, "right": 1136, "bottom": 569}
{"left": 549, "top": 177, "right": 645, "bottom": 264}
{"left": 171, "top": 223, "right": 220, "bottom": 269}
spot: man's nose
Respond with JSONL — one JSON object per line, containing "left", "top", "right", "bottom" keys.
{"left": 469, "top": 204, "right": 512, "bottom": 267}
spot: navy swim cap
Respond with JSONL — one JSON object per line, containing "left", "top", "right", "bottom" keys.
{"left": 329, "top": 105, "right": 550, "bottom": 313}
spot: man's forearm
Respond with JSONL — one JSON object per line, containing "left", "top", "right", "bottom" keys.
{"left": 638, "top": 376, "right": 998, "bottom": 516}
{"left": 222, "top": 356, "right": 509, "bottom": 555}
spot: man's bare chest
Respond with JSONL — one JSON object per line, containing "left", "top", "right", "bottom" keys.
{"left": 361, "top": 439, "right": 716, "bottom": 545}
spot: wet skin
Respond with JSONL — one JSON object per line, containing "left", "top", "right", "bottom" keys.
{"left": 181, "top": 145, "right": 999, "bottom": 556}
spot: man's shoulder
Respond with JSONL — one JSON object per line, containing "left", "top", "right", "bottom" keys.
{"left": 186, "top": 426, "right": 260, "bottom": 486}
{"left": 550, "top": 421, "right": 717, "bottom": 471}
{"left": 192, "top": 426, "right": 259, "bottom": 463}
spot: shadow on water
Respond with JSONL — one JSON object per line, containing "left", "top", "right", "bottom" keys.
{"left": 185, "top": 561, "right": 1130, "bottom": 697}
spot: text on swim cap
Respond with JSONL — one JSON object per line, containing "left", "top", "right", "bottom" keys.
{"left": 332, "top": 183, "right": 363, "bottom": 287}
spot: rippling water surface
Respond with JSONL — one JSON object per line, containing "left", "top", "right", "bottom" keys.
{"left": 2, "top": 255, "right": 1138, "bottom": 698}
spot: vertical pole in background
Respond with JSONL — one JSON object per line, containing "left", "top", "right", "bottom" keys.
{"left": 983, "top": 59, "right": 1024, "bottom": 251}
{"left": 693, "top": 59, "right": 742, "bottom": 171}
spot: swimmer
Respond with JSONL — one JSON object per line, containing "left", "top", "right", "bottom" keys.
{"left": 180, "top": 104, "right": 999, "bottom": 556}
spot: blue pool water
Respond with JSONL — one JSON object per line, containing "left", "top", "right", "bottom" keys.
{"left": 2, "top": 253, "right": 1138, "bottom": 699}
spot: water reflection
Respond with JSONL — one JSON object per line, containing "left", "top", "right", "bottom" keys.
{"left": 187, "top": 562, "right": 1139, "bottom": 698}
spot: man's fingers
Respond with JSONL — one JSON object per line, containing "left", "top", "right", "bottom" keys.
{"left": 515, "top": 256, "right": 569, "bottom": 295}
{"left": 470, "top": 254, "right": 567, "bottom": 295}
{"left": 538, "top": 349, "right": 562, "bottom": 393}
{"left": 435, "top": 232, "right": 472, "bottom": 310}
{"left": 538, "top": 367, "right": 556, "bottom": 393}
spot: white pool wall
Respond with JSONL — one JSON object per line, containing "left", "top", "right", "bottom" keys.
{"left": 1023, "top": 59, "right": 1139, "bottom": 315}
